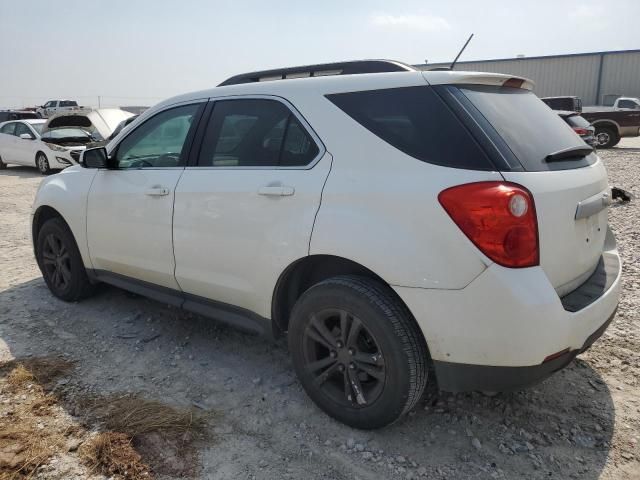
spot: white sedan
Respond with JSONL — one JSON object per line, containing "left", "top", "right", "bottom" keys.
{"left": 0, "top": 119, "right": 86, "bottom": 174}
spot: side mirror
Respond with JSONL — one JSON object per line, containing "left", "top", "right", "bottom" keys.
{"left": 81, "top": 147, "right": 109, "bottom": 168}
{"left": 19, "top": 133, "right": 34, "bottom": 140}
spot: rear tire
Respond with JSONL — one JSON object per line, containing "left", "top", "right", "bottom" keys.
{"left": 36, "top": 152, "right": 51, "bottom": 175}
{"left": 36, "top": 218, "right": 95, "bottom": 302}
{"left": 595, "top": 127, "right": 619, "bottom": 149}
{"left": 288, "top": 275, "right": 428, "bottom": 429}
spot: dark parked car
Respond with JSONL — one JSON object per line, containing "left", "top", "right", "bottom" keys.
{"left": 0, "top": 110, "right": 39, "bottom": 122}
{"left": 557, "top": 111, "right": 597, "bottom": 147}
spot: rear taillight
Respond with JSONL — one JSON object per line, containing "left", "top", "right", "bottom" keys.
{"left": 438, "top": 182, "right": 539, "bottom": 268}
{"left": 573, "top": 127, "right": 589, "bottom": 136}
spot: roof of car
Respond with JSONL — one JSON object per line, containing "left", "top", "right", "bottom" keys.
{"left": 24, "top": 119, "right": 47, "bottom": 124}
{"left": 146, "top": 66, "right": 533, "bottom": 119}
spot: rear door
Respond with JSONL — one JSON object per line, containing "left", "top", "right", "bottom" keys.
{"left": 445, "top": 84, "right": 609, "bottom": 295}
{"left": 173, "top": 97, "right": 331, "bottom": 317}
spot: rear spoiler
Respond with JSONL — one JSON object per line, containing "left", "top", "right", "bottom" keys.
{"left": 422, "top": 71, "right": 534, "bottom": 90}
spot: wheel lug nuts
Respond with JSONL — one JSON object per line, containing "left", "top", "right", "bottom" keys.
{"left": 349, "top": 363, "right": 356, "bottom": 370}
{"left": 336, "top": 341, "right": 343, "bottom": 348}
{"left": 348, "top": 348, "right": 355, "bottom": 355}
{"left": 338, "top": 364, "right": 345, "bottom": 372}
{"left": 330, "top": 351, "right": 337, "bottom": 358}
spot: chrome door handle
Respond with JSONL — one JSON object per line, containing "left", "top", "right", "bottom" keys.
{"left": 257, "top": 185, "right": 295, "bottom": 196}
{"left": 145, "top": 186, "right": 170, "bottom": 196}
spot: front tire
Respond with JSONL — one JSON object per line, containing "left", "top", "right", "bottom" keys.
{"left": 36, "top": 152, "right": 51, "bottom": 175}
{"left": 0, "top": 154, "right": 6, "bottom": 170}
{"left": 288, "top": 275, "right": 428, "bottom": 429}
{"left": 36, "top": 218, "right": 95, "bottom": 302}
{"left": 594, "top": 127, "right": 619, "bottom": 149}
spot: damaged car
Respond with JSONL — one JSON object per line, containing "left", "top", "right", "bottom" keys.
{"left": 0, "top": 119, "right": 90, "bottom": 174}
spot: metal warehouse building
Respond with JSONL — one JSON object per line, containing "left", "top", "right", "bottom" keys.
{"left": 417, "top": 49, "right": 640, "bottom": 106}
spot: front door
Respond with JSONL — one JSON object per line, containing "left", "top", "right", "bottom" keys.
{"left": 87, "top": 102, "right": 204, "bottom": 289}
{"left": 173, "top": 97, "right": 331, "bottom": 317}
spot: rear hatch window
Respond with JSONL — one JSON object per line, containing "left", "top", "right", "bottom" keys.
{"left": 564, "top": 114, "right": 591, "bottom": 129}
{"left": 446, "top": 85, "right": 596, "bottom": 171}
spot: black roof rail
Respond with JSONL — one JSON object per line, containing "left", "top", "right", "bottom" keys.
{"left": 218, "top": 60, "right": 416, "bottom": 86}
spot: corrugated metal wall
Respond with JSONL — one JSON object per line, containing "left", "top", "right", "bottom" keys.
{"left": 419, "top": 50, "right": 640, "bottom": 105}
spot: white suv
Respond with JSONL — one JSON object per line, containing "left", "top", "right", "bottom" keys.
{"left": 31, "top": 60, "right": 621, "bottom": 429}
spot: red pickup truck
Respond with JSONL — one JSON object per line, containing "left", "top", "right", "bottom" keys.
{"left": 542, "top": 96, "right": 640, "bottom": 148}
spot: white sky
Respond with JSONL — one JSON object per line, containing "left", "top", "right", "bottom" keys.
{"left": 1, "top": 0, "right": 638, "bottom": 108}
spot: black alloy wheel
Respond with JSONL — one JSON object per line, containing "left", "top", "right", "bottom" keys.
{"left": 302, "top": 308, "right": 386, "bottom": 408}
{"left": 289, "top": 275, "right": 428, "bottom": 429}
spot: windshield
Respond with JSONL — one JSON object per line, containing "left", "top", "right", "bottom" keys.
{"left": 454, "top": 85, "right": 595, "bottom": 171}
{"left": 42, "top": 128, "right": 93, "bottom": 140}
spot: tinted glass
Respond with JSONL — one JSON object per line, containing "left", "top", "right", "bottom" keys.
{"left": 0, "top": 122, "right": 16, "bottom": 135}
{"left": 326, "top": 86, "right": 493, "bottom": 170}
{"left": 565, "top": 115, "right": 591, "bottom": 128}
{"left": 115, "top": 104, "right": 199, "bottom": 169}
{"left": 60, "top": 101, "right": 78, "bottom": 107}
{"left": 618, "top": 100, "right": 637, "bottom": 109}
{"left": 458, "top": 85, "right": 594, "bottom": 171}
{"left": 14, "top": 123, "right": 33, "bottom": 138}
{"left": 198, "top": 99, "right": 319, "bottom": 167}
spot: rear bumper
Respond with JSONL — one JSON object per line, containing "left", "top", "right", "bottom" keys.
{"left": 431, "top": 307, "right": 616, "bottom": 392}
{"left": 393, "top": 228, "right": 621, "bottom": 392}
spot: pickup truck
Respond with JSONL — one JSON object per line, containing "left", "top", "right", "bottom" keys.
{"left": 36, "top": 100, "right": 82, "bottom": 119}
{"left": 582, "top": 97, "right": 640, "bottom": 148}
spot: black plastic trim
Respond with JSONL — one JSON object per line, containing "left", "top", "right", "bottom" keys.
{"left": 219, "top": 60, "right": 415, "bottom": 86}
{"left": 433, "top": 308, "right": 617, "bottom": 392}
{"left": 561, "top": 254, "right": 620, "bottom": 312}
{"left": 90, "top": 269, "right": 272, "bottom": 337}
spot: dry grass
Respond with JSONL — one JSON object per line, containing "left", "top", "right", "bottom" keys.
{"left": 79, "top": 395, "right": 208, "bottom": 478}
{"left": 80, "top": 432, "right": 151, "bottom": 479}
{"left": 0, "top": 357, "right": 209, "bottom": 479}
{"left": 0, "top": 358, "right": 73, "bottom": 479}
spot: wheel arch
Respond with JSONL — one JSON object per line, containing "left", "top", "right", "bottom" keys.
{"left": 590, "top": 119, "right": 620, "bottom": 132}
{"left": 271, "top": 254, "right": 423, "bottom": 339}
{"left": 32, "top": 205, "right": 68, "bottom": 254}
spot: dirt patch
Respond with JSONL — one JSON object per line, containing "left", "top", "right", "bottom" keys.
{"left": 0, "top": 358, "right": 75, "bottom": 479}
{"left": 0, "top": 357, "right": 210, "bottom": 479}
{"left": 76, "top": 394, "right": 208, "bottom": 478}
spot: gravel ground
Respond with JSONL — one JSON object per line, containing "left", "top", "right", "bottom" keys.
{"left": 1, "top": 146, "right": 639, "bottom": 479}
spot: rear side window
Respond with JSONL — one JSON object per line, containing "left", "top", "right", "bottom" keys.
{"left": 198, "top": 99, "right": 319, "bottom": 167}
{"left": 326, "top": 86, "right": 494, "bottom": 170}
{"left": 454, "top": 86, "right": 595, "bottom": 171}
{"left": 60, "top": 101, "right": 78, "bottom": 107}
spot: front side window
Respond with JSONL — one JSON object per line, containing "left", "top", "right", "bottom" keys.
{"left": 198, "top": 99, "right": 319, "bottom": 167}
{"left": 0, "top": 122, "right": 16, "bottom": 135}
{"left": 14, "top": 123, "right": 34, "bottom": 138}
{"left": 44, "top": 101, "right": 56, "bottom": 108}
{"left": 114, "top": 104, "right": 200, "bottom": 169}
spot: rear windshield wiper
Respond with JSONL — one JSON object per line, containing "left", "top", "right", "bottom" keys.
{"left": 545, "top": 146, "right": 593, "bottom": 162}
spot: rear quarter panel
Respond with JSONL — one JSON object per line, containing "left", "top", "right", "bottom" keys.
{"left": 297, "top": 93, "right": 501, "bottom": 289}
